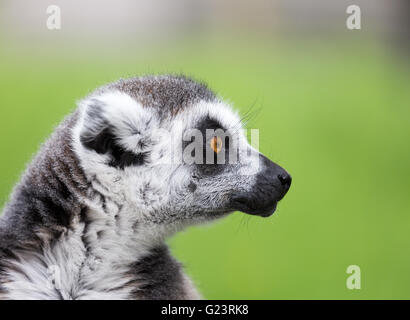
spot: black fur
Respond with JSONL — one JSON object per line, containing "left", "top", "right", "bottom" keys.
{"left": 130, "top": 246, "right": 189, "bottom": 300}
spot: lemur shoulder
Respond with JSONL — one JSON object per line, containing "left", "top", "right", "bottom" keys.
{"left": 0, "top": 75, "right": 291, "bottom": 300}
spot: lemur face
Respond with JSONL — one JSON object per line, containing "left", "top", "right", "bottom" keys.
{"left": 72, "top": 76, "right": 291, "bottom": 230}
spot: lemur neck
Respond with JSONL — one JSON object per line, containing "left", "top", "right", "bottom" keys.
{"left": 1, "top": 199, "right": 170, "bottom": 299}
{"left": 55, "top": 205, "right": 163, "bottom": 299}
{"left": 0, "top": 113, "right": 168, "bottom": 299}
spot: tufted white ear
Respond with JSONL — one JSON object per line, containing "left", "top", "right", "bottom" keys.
{"left": 78, "top": 91, "right": 157, "bottom": 168}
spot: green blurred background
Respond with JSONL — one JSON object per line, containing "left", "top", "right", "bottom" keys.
{"left": 1, "top": 0, "right": 409, "bottom": 299}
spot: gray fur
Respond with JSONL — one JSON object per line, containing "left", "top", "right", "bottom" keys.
{"left": 102, "top": 74, "right": 217, "bottom": 118}
{"left": 0, "top": 75, "right": 289, "bottom": 300}
{"left": 0, "top": 75, "right": 208, "bottom": 299}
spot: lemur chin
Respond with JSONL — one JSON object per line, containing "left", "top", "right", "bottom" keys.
{"left": 0, "top": 75, "right": 291, "bottom": 300}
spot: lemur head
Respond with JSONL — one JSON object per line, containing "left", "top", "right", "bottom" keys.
{"left": 72, "top": 75, "right": 291, "bottom": 231}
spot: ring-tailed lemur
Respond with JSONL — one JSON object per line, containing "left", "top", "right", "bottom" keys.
{"left": 0, "top": 75, "right": 291, "bottom": 300}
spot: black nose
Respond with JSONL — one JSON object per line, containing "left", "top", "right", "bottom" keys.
{"left": 278, "top": 172, "right": 292, "bottom": 191}
{"left": 259, "top": 154, "right": 291, "bottom": 198}
{"left": 229, "top": 155, "right": 291, "bottom": 217}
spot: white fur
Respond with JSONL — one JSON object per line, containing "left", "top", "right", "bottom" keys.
{"left": 2, "top": 90, "right": 261, "bottom": 300}
{"left": 2, "top": 201, "right": 165, "bottom": 300}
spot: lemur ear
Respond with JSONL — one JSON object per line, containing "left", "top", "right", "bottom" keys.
{"left": 80, "top": 101, "right": 113, "bottom": 154}
{"left": 79, "top": 93, "right": 153, "bottom": 168}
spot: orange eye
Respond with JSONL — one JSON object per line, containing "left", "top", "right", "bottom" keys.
{"left": 210, "top": 136, "right": 223, "bottom": 153}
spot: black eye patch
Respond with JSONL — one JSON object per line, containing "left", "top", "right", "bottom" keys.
{"left": 194, "top": 116, "right": 232, "bottom": 176}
